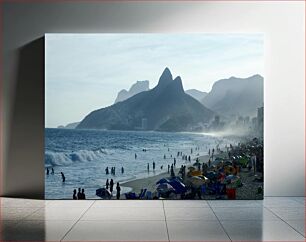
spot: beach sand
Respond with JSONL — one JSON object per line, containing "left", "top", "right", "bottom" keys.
{"left": 120, "top": 153, "right": 263, "bottom": 200}
{"left": 121, "top": 155, "right": 210, "bottom": 195}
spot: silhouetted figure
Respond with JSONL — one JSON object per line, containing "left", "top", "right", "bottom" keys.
{"left": 168, "top": 164, "right": 170, "bottom": 173}
{"left": 170, "top": 164, "right": 175, "bottom": 177}
{"left": 191, "top": 148, "right": 193, "bottom": 154}
{"left": 46, "top": 168, "right": 49, "bottom": 175}
{"left": 188, "top": 156, "right": 191, "bottom": 162}
{"left": 208, "top": 159, "right": 211, "bottom": 167}
{"left": 164, "top": 154, "right": 166, "bottom": 159}
{"left": 174, "top": 158, "right": 176, "bottom": 167}
{"left": 160, "top": 165, "right": 163, "bottom": 170}
{"left": 73, "top": 189, "right": 77, "bottom": 200}
{"left": 116, "top": 182, "right": 121, "bottom": 200}
{"left": 106, "top": 179, "right": 109, "bottom": 190}
{"left": 121, "top": 167, "right": 124, "bottom": 174}
{"left": 51, "top": 168, "right": 54, "bottom": 175}
{"left": 153, "top": 162, "right": 155, "bottom": 170}
{"left": 81, "top": 188, "right": 86, "bottom": 200}
{"left": 135, "top": 153, "right": 137, "bottom": 159}
{"left": 110, "top": 179, "right": 114, "bottom": 194}
{"left": 77, "top": 188, "right": 82, "bottom": 199}
{"left": 147, "top": 163, "right": 149, "bottom": 172}
{"left": 105, "top": 167, "right": 109, "bottom": 175}
{"left": 61, "top": 172, "right": 65, "bottom": 182}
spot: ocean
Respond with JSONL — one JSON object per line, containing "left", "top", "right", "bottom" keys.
{"left": 45, "top": 128, "right": 229, "bottom": 199}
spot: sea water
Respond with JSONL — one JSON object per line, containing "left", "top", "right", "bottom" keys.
{"left": 45, "top": 128, "right": 227, "bottom": 199}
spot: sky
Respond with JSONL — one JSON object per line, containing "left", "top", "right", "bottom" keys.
{"left": 45, "top": 33, "right": 264, "bottom": 128}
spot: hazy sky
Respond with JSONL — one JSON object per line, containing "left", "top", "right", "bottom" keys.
{"left": 45, "top": 33, "right": 264, "bottom": 128}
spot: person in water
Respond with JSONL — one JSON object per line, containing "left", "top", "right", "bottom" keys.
{"left": 106, "top": 179, "right": 109, "bottom": 190}
{"left": 73, "top": 189, "right": 77, "bottom": 200}
{"left": 153, "top": 161, "right": 155, "bottom": 170}
{"left": 168, "top": 164, "right": 170, "bottom": 173}
{"left": 110, "top": 179, "right": 114, "bottom": 194}
{"left": 147, "top": 163, "right": 149, "bottom": 172}
{"left": 116, "top": 182, "right": 121, "bottom": 200}
{"left": 61, "top": 172, "right": 65, "bottom": 182}
{"left": 51, "top": 168, "right": 54, "bottom": 175}
{"left": 105, "top": 167, "right": 109, "bottom": 175}
{"left": 77, "top": 188, "right": 82, "bottom": 199}
{"left": 81, "top": 188, "right": 86, "bottom": 199}
{"left": 135, "top": 153, "right": 137, "bottom": 159}
{"left": 121, "top": 167, "right": 124, "bottom": 174}
{"left": 46, "top": 168, "right": 49, "bottom": 175}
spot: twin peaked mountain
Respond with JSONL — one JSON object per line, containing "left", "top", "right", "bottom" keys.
{"left": 77, "top": 68, "right": 215, "bottom": 132}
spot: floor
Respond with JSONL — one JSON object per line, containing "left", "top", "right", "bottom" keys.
{"left": 0, "top": 197, "right": 304, "bottom": 241}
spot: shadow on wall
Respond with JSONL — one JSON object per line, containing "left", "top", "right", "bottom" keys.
{"left": 5, "top": 37, "right": 45, "bottom": 199}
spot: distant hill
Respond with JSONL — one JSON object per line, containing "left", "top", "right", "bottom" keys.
{"left": 202, "top": 74, "right": 263, "bottom": 117}
{"left": 77, "top": 68, "right": 214, "bottom": 132}
{"left": 186, "top": 89, "right": 207, "bottom": 102}
{"left": 57, "top": 122, "right": 80, "bottom": 129}
{"left": 115, "top": 80, "right": 149, "bottom": 103}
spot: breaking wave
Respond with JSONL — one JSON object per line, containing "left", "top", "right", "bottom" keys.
{"left": 45, "top": 149, "right": 107, "bottom": 166}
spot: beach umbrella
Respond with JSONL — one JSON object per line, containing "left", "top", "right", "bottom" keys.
{"left": 96, "top": 188, "right": 111, "bottom": 199}
{"left": 189, "top": 176, "right": 207, "bottom": 186}
{"left": 156, "top": 178, "right": 170, "bottom": 185}
{"left": 156, "top": 183, "right": 175, "bottom": 193}
{"left": 168, "top": 179, "right": 187, "bottom": 194}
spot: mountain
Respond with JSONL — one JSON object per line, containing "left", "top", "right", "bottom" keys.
{"left": 202, "top": 74, "right": 263, "bottom": 117}
{"left": 185, "top": 89, "right": 207, "bottom": 102}
{"left": 57, "top": 122, "right": 80, "bottom": 129}
{"left": 114, "top": 80, "right": 150, "bottom": 103}
{"left": 77, "top": 68, "right": 215, "bottom": 132}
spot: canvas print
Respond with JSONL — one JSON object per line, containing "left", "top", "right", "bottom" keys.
{"left": 45, "top": 34, "right": 264, "bottom": 200}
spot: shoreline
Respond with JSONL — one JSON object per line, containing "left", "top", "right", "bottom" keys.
{"left": 121, "top": 155, "right": 210, "bottom": 195}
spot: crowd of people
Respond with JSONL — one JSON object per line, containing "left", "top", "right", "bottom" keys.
{"left": 73, "top": 187, "right": 86, "bottom": 200}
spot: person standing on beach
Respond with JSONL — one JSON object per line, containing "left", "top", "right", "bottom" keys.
{"left": 147, "top": 163, "right": 150, "bottom": 172}
{"left": 121, "top": 167, "right": 124, "bottom": 174}
{"left": 105, "top": 167, "right": 109, "bottom": 175}
{"left": 46, "top": 168, "right": 49, "bottom": 175}
{"left": 208, "top": 159, "right": 211, "bottom": 167}
{"left": 170, "top": 164, "right": 175, "bottom": 177}
{"left": 174, "top": 158, "right": 176, "bottom": 167}
{"left": 168, "top": 164, "right": 170, "bottom": 173}
{"left": 188, "top": 156, "right": 191, "bottom": 162}
{"left": 110, "top": 179, "right": 114, "bottom": 194}
{"left": 61, "top": 172, "right": 65, "bottom": 182}
{"left": 106, "top": 179, "right": 109, "bottom": 190}
{"left": 77, "top": 188, "right": 82, "bottom": 199}
{"left": 73, "top": 189, "right": 77, "bottom": 200}
{"left": 164, "top": 154, "right": 166, "bottom": 159}
{"left": 51, "top": 168, "right": 54, "bottom": 175}
{"left": 81, "top": 188, "right": 86, "bottom": 199}
{"left": 116, "top": 182, "right": 121, "bottom": 199}
{"left": 135, "top": 153, "right": 137, "bottom": 159}
{"left": 153, "top": 162, "right": 155, "bottom": 170}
